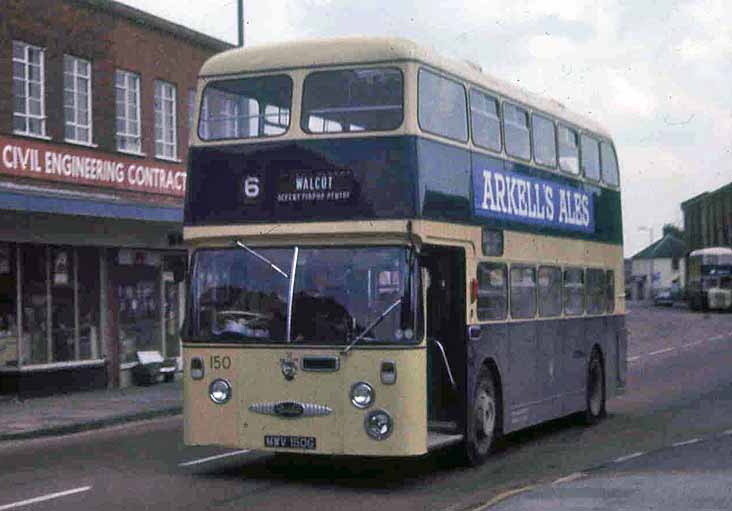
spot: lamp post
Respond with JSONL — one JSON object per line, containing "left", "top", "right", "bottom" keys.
{"left": 237, "top": 0, "right": 244, "bottom": 47}
{"left": 639, "top": 226, "right": 655, "bottom": 300}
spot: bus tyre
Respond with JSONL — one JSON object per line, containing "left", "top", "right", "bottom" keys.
{"left": 584, "top": 349, "right": 606, "bottom": 425}
{"left": 465, "top": 368, "right": 500, "bottom": 466}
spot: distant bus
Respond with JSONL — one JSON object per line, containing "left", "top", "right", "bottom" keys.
{"left": 687, "top": 247, "right": 732, "bottom": 311}
{"left": 182, "top": 37, "right": 627, "bottom": 465}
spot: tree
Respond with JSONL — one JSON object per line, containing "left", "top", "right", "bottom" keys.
{"left": 662, "top": 223, "right": 684, "bottom": 240}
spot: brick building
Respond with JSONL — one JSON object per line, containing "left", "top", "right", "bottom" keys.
{"left": 0, "top": 0, "right": 230, "bottom": 396}
{"left": 682, "top": 183, "right": 732, "bottom": 253}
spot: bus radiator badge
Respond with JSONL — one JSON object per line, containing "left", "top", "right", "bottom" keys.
{"left": 280, "top": 356, "right": 298, "bottom": 381}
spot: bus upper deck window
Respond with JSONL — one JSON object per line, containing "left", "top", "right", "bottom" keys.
{"left": 503, "top": 102, "right": 530, "bottom": 160}
{"left": 302, "top": 67, "right": 403, "bottom": 134}
{"left": 600, "top": 142, "right": 620, "bottom": 187}
{"left": 581, "top": 134, "right": 601, "bottom": 181}
{"left": 199, "top": 74, "right": 293, "bottom": 141}
{"left": 558, "top": 124, "right": 579, "bottom": 174}
{"left": 418, "top": 69, "right": 468, "bottom": 142}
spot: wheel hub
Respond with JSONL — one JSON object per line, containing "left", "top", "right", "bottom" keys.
{"left": 475, "top": 390, "right": 495, "bottom": 438}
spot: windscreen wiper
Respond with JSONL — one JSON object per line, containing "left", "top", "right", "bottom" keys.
{"left": 342, "top": 298, "right": 402, "bottom": 355}
{"left": 235, "top": 241, "right": 289, "bottom": 278}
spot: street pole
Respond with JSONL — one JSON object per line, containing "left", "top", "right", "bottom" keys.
{"left": 648, "top": 227, "right": 654, "bottom": 300}
{"left": 237, "top": 0, "right": 244, "bottom": 47}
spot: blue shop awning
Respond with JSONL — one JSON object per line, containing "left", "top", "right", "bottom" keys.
{"left": 0, "top": 189, "right": 183, "bottom": 223}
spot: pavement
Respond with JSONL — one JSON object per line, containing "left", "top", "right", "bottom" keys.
{"left": 0, "top": 380, "right": 182, "bottom": 442}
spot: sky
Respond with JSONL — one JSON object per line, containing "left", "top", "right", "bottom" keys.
{"left": 122, "top": 0, "right": 732, "bottom": 257}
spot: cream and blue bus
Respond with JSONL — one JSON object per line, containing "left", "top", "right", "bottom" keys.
{"left": 182, "top": 37, "right": 627, "bottom": 465}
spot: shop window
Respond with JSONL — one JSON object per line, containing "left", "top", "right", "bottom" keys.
{"left": 13, "top": 41, "right": 46, "bottom": 137}
{"left": 510, "top": 265, "right": 537, "bottom": 319}
{"left": 477, "top": 263, "right": 507, "bottom": 320}
{"left": 538, "top": 266, "right": 562, "bottom": 317}
{"left": 154, "top": 80, "right": 177, "bottom": 160}
{"left": 77, "top": 248, "right": 100, "bottom": 360}
{"left": 116, "top": 252, "right": 162, "bottom": 364}
{"left": 21, "top": 245, "right": 48, "bottom": 364}
{"left": 163, "top": 255, "right": 186, "bottom": 359}
{"left": 0, "top": 244, "right": 18, "bottom": 368}
{"left": 51, "top": 247, "right": 75, "bottom": 362}
{"left": 563, "top": 267, "right": 585, "bottom": 316}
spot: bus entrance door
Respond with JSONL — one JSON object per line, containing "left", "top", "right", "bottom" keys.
{"left": 422, "top": 246, "right": 466, "bottom": 435}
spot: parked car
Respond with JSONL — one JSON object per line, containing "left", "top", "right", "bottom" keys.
{"left": 654, "top": 288, "right": 674, "bottom": 307}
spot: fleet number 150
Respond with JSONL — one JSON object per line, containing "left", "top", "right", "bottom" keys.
{"left": 210, "top": 355, "right": 231, "bottom": 370}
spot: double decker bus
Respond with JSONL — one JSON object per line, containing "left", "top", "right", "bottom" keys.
{"left": 687, "top": 247, "right": 732, "bottom": 311}
{"left": 182, "top": 37, "right": 627, "bottom": 465}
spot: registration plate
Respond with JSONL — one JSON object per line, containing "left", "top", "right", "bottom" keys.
{"left": 264, "top": 435, "right": 317, "bottom": 450}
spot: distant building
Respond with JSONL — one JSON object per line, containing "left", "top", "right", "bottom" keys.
{"left": 682, "top": 183, "right": 732, "bottom": 252}
{"left": 0, "top": 0, "right": 231, "bottom": 397}
{"left": 630, "top": 234, "right": 687, "bottom": 300}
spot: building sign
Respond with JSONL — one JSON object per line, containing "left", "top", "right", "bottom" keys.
{"left": 0, "top": 135, "right": 186, "bottom": 197}
{"left": 276, "top": 169, "right": 354, "bottom": 204}
{"left": 473, "top": 166, "right": 595, "bottom": 233}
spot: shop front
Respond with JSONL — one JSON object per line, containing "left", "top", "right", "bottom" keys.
{"left": 0, "top": 134, "right": 187, "bottom": 397}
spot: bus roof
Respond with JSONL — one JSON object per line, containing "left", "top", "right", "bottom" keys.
{"left": 199, "top": 36, "right": 612, "bottom": 139}
{"left": 689, "top": 247, "right": 732, "bottom": 257}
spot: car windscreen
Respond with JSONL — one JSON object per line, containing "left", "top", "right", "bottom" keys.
{"left": 301, "top": 67, "right": 403, "bottom": 134}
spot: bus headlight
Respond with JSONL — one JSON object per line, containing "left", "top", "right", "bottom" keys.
{"left": 364, "top": 409, "right": 393, "bottom": 440}
{"left": 350, "top": 381, "right": 374, "bottom": 409}
{"left": 209, "top": 378, "right": 232, "bottom": 404}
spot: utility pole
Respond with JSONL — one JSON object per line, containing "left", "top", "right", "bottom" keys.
{"left": 639, "top": 226, "right": 655, "bottom": 300}
{"left": 237, "top": 0, "right": 244, "bottom": 47}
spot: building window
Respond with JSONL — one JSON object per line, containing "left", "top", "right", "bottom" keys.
{"left": 188, "top": 88, "right": 196, "bottom": 133}
{"left": 155, "top": 80, "right": 177, "bottom": 159}
{"left": 64, "top": 55, "right": 92, "bottom": 144}
{"left": 115, "top": 70, "right": 141, "bottom": 153}
{"left": 12, "top": 41, "right": 46, "bottom": 137}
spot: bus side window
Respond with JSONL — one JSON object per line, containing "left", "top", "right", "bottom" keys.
{"left": 532, "top": 114, "right": 557, "bottom": 168}
{"left": 581, "top": 134, "right": 601, "bottom": 181}
{"left": 470, "top": 89, "right": 501, "bottom": 152}
{"left": 563, "top": 267, "right": 585, "bottom": 316}
{"left": 607, "top": 270, "right": 615, "bottom": 313}
{"left": 477, "top": 263, "right": 507, "bottom": 320}
{"left": 503, "top": 102, "right": 531, "bottom": 160}
{"left": 538, "top": 266, "right": 562, "bottom": 317}
{"left": 418, "top": 68, "right": 468, "bottom": 142}
{"left": 558, "top": 124, "right": 579, "bottom": 174}
{"left": 510, "top": 265, "right": 537, "bottom": 319}
{"left": 586, "top": 269, "right": 607, "bottom": 314}
{"left": 600, "top": 142, "right": 620, "bottom": 187}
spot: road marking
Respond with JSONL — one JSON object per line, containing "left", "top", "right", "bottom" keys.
{"left": 179, "top": 449, "right": 251, "bottom": 467}
{"left": 721, "top": 429, "right": 732, "bottom": 436}
{"left": 627, "top": 356, "right": 641, "bottom": 362}
{"left": 709, "top": 335, "right": 725, "bottom": 341}
{"left": 682, "top": 340, "right": 705, "bottom": 348}
{"left": 467, "top": 485, "right": 536, "bottom": 511}
{"left": 648, "top": 347, "right": 674, "bottom": 356}
{"left": 0, "top": 486, "right": 92, "bottom": 511}
{"left": 613, "top": 451, "right": 645, "bottom": 463}
{"left": 672, "top": 438, "right": 700, "bottom": 448}
{"left": 552, "top": 472, "right": 586, "bottom": 485}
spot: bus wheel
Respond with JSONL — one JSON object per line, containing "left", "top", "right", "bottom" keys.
{"left": 584, "top": 349, "right": 606, "bottom": 425}
{"left": 465, "top": 368, "right": 500, "bottom": 466}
